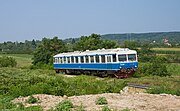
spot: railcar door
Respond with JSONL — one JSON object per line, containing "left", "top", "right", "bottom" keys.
{"left": 106, "top": 55, "right": 112, "bottom": 69}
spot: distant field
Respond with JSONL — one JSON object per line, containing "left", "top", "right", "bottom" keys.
{"left": 152, "top": 48, "right": 180, "bottom": 51}
{"left": 0, "top": 54, "right": 33, "bottom": 67}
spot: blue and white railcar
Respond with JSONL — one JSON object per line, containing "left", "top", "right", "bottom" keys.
{"left": 53, "top": 48, "right": 138, "bottom": 78}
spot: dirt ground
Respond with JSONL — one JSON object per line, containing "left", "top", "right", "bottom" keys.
{"left": 13, "top": 92, "right": 180, "bottom": 111}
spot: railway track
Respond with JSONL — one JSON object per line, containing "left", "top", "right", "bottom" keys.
{"left": 127, "top": 83, "right": 150, "bottom": 89}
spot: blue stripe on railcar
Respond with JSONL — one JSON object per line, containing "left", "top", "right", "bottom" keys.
{"left": 54, "top": 62, "right": 138, "bottom": 70}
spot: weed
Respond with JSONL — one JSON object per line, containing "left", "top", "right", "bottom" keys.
{"left": 96, "top": 97, "right": 108, "bottom": 105}
{"left": 101, "top": 106, "right": 111, "bottom": 111}
{"left": 54, "top": 100, "right": 73, "bottom": 111}
{"left": 26, "top": 96, "right": 38, "bottom": 104}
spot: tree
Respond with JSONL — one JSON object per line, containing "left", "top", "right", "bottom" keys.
{"left": 74, "top": 33, "right": 117, "bottom": 51}
{"left": 32, "top": 37, "right": 67, "bottom": 65}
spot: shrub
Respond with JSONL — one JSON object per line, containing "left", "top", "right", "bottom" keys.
{"left": 101, "top": 106, "right": 111, "bottom": 111}
{"left": 26, "top": 96, "right": 38, "bottom": 104}
{"left": 54, "top": 100, "right": 73, "bottom": 111}
{"left": 0, "top": 56, "right": 17, "bottom": 67}
{"left": 139, "top": 56, "right": 170, "bottom": 77}
{"left": 95, "top": 97, "right": 108, "bottom": 105}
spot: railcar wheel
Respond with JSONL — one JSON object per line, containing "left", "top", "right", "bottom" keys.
{"left": 55, "top": 70, "right": 60, "bottom": 73}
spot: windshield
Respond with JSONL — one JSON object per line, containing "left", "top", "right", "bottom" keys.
{"left": 128, "top": 54, "right": 136, "bottom": 61}
{"left": 118, "top": 55, "right": 127, "bottom": 62}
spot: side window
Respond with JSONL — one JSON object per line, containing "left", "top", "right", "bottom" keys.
{"left": 112, "top": 54, "right": 116, "bottom": 62}
{"left": 71, "top": 56, "right": 74, "bottom": 63}
{"left": 67, "top": 57, "right": 70, "bottom": 63}
{"left": 58, "top": 58, "right": 61, "bottom": 63}
{"left": 96, "top": 56, "right": 99, "bottom": 63}
{"left": 75, "top": 57, "right": 79, "bottom": 63}
{"left": 107, "top": 55, "right": 111, "bottom": 62}
{"left": 90, "top": 56, "right": 94, "bottom": 63}
{"left": 85, "top": 56, "right": 89, "bottom": 63}
{"left": 101, "top": 55, "right": 105, "bottom": 63}
{"left": 81, "top": 56, "right": 84, "bottom": 63}
{"left": 64, "top": 57, "right": 67, "bottom": 63}
{"left": 118, "top": 55, "right": 127, "bottom": 62}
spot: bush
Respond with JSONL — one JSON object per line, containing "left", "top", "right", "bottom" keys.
{"left": 140, "top": 56, "right": 170, "bottom": 77}
{"left": 0, "top": 56, "right": 17, "bottom": 67}
{"left": 26, "top": 96, "right": 38, "bottom": 104}
{"left": 95, "top": 97, "right": 108, "bottom": 105}
{"left": 54, "top": 100, "right": 73, "bottom": 111}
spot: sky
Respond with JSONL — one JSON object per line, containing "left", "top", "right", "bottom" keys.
{"left": 0, "top": 0, "right": 180, "bottom": 42}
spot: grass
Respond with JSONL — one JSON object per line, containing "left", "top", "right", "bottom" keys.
{"left": 0, "top": 54, "right": 32, "bottom": 68}
{"left": 95, "top": 97, "right": 108, "bottom": 105}
{"left": 152, "top": 48, "right": 180, "bottom": 51}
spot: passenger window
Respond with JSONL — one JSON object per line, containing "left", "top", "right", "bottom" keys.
{"left": 96, "top": 56, "right": 99, "bottom": 63}
{"left": 85, "top": 56, "right": 89, "bottom": 63}
{"left": 64, "top": 57, "right": 67, "bottom": 63}
{"left": 101, "top": 55, "right": 105, "bottom": 63}
{"left": 71, "top": 56, "right": 74, "bottom": 63}
{"left": 107, "top": 55, "right": 111, "bottom": 62}
{"left": 58, "top": 58, "right": 61, "bottom": 63}
{"left": 118, "top": 55, "right": 127, "bottom": 62}
{"left": 75, "top": 57, "right": 78, "bottom": 63}
{"left": 128, "top": 54, "right": 136, "bottom": 61}
{"left": 81, "top": 56, "right": 84, "bottom": 63}
{"left": 112, "top": 54, "right": 116, "bottom": 62}
{"left": 67, "top": 57, "right": 70, "bottom": 63}
{"left": 90, "top": 56, "right": 94, "bottom": 63}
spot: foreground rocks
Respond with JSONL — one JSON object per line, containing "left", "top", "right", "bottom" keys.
{"left": 13, "top": 93, "right": 180, "bottom": 111}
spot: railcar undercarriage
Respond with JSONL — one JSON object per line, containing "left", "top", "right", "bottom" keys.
{"left": 55, "top": 68, "right": 137, "bottom": 78}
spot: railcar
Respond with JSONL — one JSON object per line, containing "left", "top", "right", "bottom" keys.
{"left": 53, "top": 48, "right": 138, "bottom": 78}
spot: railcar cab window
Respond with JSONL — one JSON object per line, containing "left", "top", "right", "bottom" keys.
{"left": 118, "top": 55, "right": 127, "bottom": 62}
{"left": 128, "top": 54, "right": 136, "bottom": 61}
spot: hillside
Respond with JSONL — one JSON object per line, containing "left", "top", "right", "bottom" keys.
{"left": 101, "top": 32, "right": 180, "bottom": 44}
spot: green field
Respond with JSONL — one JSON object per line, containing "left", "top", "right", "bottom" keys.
{"left": 0, "top": 54, "right": 33, "bottom": 67}
{"left": 152, "top": 48, "right": 180, "bottom": 51}
{"left": 0, "top": 54, "right": 180, "bottom": 110}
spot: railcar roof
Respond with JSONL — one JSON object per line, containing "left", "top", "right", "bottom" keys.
{"left": 53, "top": 48, "right": 137, "bottom": 57}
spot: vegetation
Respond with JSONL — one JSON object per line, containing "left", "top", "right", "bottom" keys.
{"left": 0, "top": 32, "right": 180, "bottom": 110}
{"left": 32, "top": 37, "right": 67, "bottom": 66}
{"left": 102, "top": 32, "right": 180, "bottom": 47}
{"left": 74, "top": 33, "right": 117, "bottom": 51}
{"left": 53, "top": 100, "right": 73, "bottom": 111}
{"left": 26, "top": 96, "right": 38, "bottom": 104}
{"left": 140, "top": 56, "right": 170, "bottom": 77}
{"left": 101, "top": 106, "right": 111, "bottom": 111}
{"left": 0, "top": 56, "right": 17, "bottom": 67}
{"left": 95, "top": 97, "right": 108, "bottom": 105}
